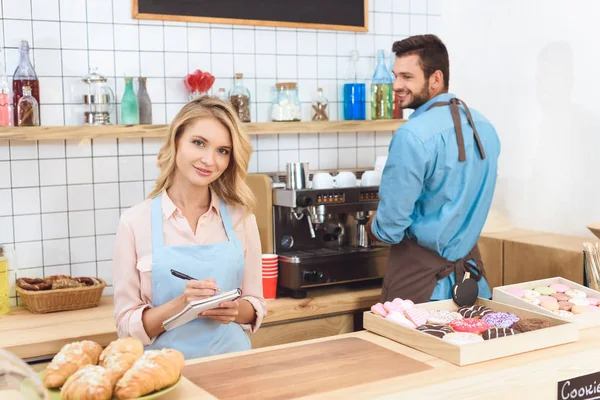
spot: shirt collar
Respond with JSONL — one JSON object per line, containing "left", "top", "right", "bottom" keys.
{"left": 409, "top": 92, "right": 456, "bottom": 120}
{"left": 161, "top": 188, "right": 221, "bottom": 218}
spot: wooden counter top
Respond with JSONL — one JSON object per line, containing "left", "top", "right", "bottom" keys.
{"left": 160, "top": 326, "right": 600, "bottom": 399}
{"left": 0, "top": 285, "right": 380, "bottom": 360}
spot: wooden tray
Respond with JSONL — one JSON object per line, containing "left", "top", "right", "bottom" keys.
{"left": 182, "top": 337, "right": 433, "bottom": 399}
{"left": 363, "top": 298, "right": 579, "bottom": 366}
{"left": 493, "top": 277, "right": 600, "bottom": 329}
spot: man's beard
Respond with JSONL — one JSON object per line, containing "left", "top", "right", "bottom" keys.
{"left": 400, "top": 83, "right": 431, "bottom": 110}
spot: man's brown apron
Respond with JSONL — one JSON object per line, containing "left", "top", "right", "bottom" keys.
{"left": 371, "top": 98, "right": 488, "bottom": 304}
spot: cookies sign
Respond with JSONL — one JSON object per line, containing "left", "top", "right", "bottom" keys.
{"left": 558, "top": 371, "right": 600, "bottom": 400}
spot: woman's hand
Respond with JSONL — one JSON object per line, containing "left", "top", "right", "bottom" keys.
{"left": 200, "top": 300, "right": 240, "bottom": 324}
{"left": 180, "top": 278, "right": 218, "bottom": 304}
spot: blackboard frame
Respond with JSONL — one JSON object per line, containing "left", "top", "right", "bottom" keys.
{"left": 132, "top": 0, "right": 369, "bottom": 32}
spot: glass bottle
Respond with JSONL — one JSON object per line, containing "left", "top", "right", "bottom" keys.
{"left": 0, "top": 74, "right": 12, "bottom": 126}
{"left": 17, "top": 86, "right": 39, "bottom": 126}
{"left": 137, "top": 77, "right": 152, "bottom": 124}
{"left": 343, "top": 49, "right": 366, "bottom": 120}
{"left": 217, "top": 88, "right": 228, "bottom": 103}
{"left": 12, "top": 40, "right": 40, "bottom": 125}
{"left": 228, "top": 73, "right": 251, "bottom": 122}
{"left": 121, "top": 77, "right": 139, "bottom": 125}
{"left": 312, "top": 88, "right": 329, "bottom": 121}
{"left": 371, "top": 49, "right": 393, "bottom": 120}
{"left": 0, "top": 246, "right": 9, "bottom": 315}
{"left": 388, "top": 52, "right": 403, "bottom": 119}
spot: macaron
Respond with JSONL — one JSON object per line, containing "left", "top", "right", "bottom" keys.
{"left": 538, "top": 296, "right": 557, "bottom": 303}
{"left": 371, "top": 303, "right": 388, "bottom": 317}
{"left": 523, "top": 289, "right": 541, "bottom": 299}
{"left": 565, "top": 289, "right": 587, "bottom": 299}
{"left": 589, "top": 306, "right": 600, "bottom": 312}
{"left": 506, "top": 287, "right": 525, "bottom": 298}
{"left": 587, "top": 298, "right": 600, "bottom": 306}
{"left": 571, "top": 305, "right": 589, "bottom": 315}
{"left": 534, "top": 286, "right": 556, "bottom": 296}
{"left": 540, "top": 301, "right": 559, "bottom": 311}
{"left": 558, "top": 301, "right": 573, "bottom": 311}
{"left": 443, "top": 332, "right": 484, "bottom": 346}
{"left": 552, "top": 293, "right": 571, "bottom": 302}
{"left": 568, "top": 297, "right": 589, "bottom": 306}
{"left": 549, "top": 283, "right": 570, "bottom": 293}
{"left": 522, "top": 297, "right": 541, "bottom": 306}
{"left": 553, "top": 310, "right": 575, "bottom": 318}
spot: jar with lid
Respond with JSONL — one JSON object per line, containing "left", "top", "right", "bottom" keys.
{"left": 228, "top": 73, "right": 251, "bottom": 122}
{"left": 271, "top": 82, "right": 301, "bottom": 122}
{"left": 82, "top": 68, "right": 114, "bottom": 125}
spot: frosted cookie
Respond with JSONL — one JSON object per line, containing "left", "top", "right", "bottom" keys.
{"left": 557, "top": 301, "right": 573, "bottom": 311}
{"left": 442, "top": 332, "right": 484, "bottom": 346}
{"left": 522, "top": 297, "right": 540, "bottom": 306}
{"left": 386, "top": 311, "right": 417, "bottom": 329}
{"left": 538, "top": 296, "right": 557, "bottom": 303}
{"left": 383, "top": 301, "right": 400, "bottom": 313}
{"left": 401, "top": 299, "right": 415, "bottom": 310}
{"left": 552, "top": 293, "right": 571, "bottom": 302}
{"left": 571, "top": 305, "right": 589, "bottom": 315}
{"left": 427, "top": 310, "right": 463, "bottom": 325}
{"left": 451, "top": 318, "right": 489, "bottom": 334}
{"left": 549, "top": 283, "right": 570, "bottom": 293}
{"left": 405, "top": 307, "right": 429, "bottom": 327}
{"left": 506, "top": 288, "right": 525, "bottom": 298}
{"left": 391, "top": 298, "right": 406, "bottom": 313}
{"left": 568, "top": 297, "right": 589, "bottom": 306}
{"left": 512, "top": 318, "right": 551, "bottom": 333}
{"left": 482, "top": 327, "right": 518, "bottom": 340}
{"left": 554, "top": 310, "right": 575, "bottom": 318}
{"left": 540, "top": 301, "right": 559, "bottom": 311}
{"left": 565, "top": 289, "right": 587, "bottom": 299}
{"left": 371, "top": 303, "right": 388, "bottom": 317}
{"left": 458, "top": 305, "right": 493, "bottom": 319}
{"left": 482, "top": 312, "right": 520, "bottom": 328}
{"left": 534, "top": 286, "right": 555, "bottom": 296}
{"left": 523, "top": 289, "right": 541, "bottom": 299}
{"left": 416, "top": 324, "right": 453, "bottom": 338}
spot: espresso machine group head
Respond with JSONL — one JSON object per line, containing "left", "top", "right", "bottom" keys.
{"left": 272, "top": 184, "right": 389, "bottom": 298}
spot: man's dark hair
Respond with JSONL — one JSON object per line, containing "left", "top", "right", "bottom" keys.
{"left": 392, "top": 34, "right": 449, "bottom": 89}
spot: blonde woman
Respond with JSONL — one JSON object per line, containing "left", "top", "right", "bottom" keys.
{"left": 112, "top": 96, "right": 266, "bottom": 359}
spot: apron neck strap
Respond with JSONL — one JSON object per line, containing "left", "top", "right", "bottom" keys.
{"left": 427, "top": 97, "right": 486, "bottom": 162}
{"left": 151, "top": 195, "right": 164, "bottom": 250}
{"left": 218, "top": 197, "right": 236, "bottom": 242}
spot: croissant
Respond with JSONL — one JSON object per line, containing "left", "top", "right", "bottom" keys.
{"left": 43, "top": 340, "right": 103, "bottom": 388}
{"left": 60, "top": 365, "right": 114, "bottom": 400}
{"left": 114, "top": 349, "right": 185, "bottom": 399}
{"left": 99, "top": 337, "right": 144, "bottom": 382}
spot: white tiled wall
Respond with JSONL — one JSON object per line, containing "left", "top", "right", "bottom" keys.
{"left": 0, "top": 0, "right": 441, "bottom": 302}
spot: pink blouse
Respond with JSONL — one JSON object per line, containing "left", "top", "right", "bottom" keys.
{"left": 112, "top": 190, "right": 266, "bottom": 345}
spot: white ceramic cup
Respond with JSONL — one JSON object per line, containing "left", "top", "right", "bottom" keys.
{"left": 361, "top": 170, "right": 382, "bottom": 186}
{"left": 312, "top": 172, "right": 335, "bottom": 189}
{"left": 334, "top": 171, "right": 357, "bottom": 188}
{"left": 375, "top": 156, "right": 388, "bottom": 172}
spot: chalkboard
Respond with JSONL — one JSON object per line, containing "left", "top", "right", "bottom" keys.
{"left": 132, "top": 0, "right": 368, "bottom": 32}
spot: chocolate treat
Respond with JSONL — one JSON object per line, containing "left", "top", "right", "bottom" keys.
{"left": 458, "top": 305, "right": 493, "bottom": 318}
{"left": 552, "top": 293, "right": 571, "bottom": 302}
{"left": 482, "top": 312, "right": 520, "bottom": 328}
{"left": 558, "top": 301, "right": 573, "bottom": 311}
{"left": 416, "top": 324, "right": 453, "bottom": 338}
{"left": 482, "top": 327, "right": 518, "bottom": 340}
{"left": 512, "top": 318, "right": 551, "bottom": 333}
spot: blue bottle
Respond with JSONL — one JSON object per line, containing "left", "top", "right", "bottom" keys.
{"left": 342, "top": 50, "right": 366, "bottom": 120}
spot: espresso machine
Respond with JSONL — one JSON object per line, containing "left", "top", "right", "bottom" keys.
{"left": 272, "top": 163, "right": 389, "bottom": 298}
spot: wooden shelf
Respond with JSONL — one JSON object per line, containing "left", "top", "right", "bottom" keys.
{"left": 0, "top": 120, "right": 405, "bottom": 141}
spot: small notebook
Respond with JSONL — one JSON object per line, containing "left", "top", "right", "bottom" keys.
{"left": 162, "top": 288, "right": 242, "bottom": 331}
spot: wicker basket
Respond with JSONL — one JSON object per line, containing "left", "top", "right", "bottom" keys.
{"left": 16, "top": 278, "right": 107, "bottom": 314}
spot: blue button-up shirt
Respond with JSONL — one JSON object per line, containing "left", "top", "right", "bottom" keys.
{"left": 372, "top": 93, "right": 501, "bottom": 300}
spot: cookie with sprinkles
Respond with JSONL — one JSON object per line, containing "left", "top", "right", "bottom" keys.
{"left": 426, "top": 310, "right": 463, "bottom": 325}
{"left": 482, "top": 327, "right": 518, "bottom": 340}
{"left": 416, "top": 324, "right": 454, "bottom": 338}
{"left": 481, "top": 312, "right": 520, "bottom": 328}
{"left": 458, "top": 305, "right": 494, "bottom": 318}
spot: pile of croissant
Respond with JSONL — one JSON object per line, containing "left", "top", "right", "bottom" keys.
{"left": 17, "top": 275, "right": 101, "bottom": 291}
{"left": 43, "top": 338, "right": 185, "bottom": 400}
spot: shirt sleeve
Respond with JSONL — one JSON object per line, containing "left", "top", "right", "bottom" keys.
{"left": 238, "top": 213, "right": 267, "bottom": 333}
{"left": 112, "top": 216, "right": 155, "bottom": 345}
{"left": 371, "top": 128, "right": 431, "bottom": 244}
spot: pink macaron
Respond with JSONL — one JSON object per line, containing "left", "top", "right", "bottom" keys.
{"left": 506, "top": 287, "right": 526, "bottom": 298}
{"left": 587, "top": 298, "right": 600, "bottom": 306}
{"left": 538, "top": 295, "right": 558, "bottom": 303}
{"left": 549, "top": 283, "right": 571, "bottom": 293}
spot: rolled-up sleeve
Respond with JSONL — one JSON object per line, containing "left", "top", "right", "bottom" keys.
{"left": 238, "top": 213, "right": 267, "bottom": 333}
{"left": 112, "top": 217, "right": 155, "bottom": 345}
{"left": 372, "top": 129, "right": 430, "bottom": 244}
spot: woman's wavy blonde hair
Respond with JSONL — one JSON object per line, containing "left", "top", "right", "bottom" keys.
{"left": 148, "top": 95, "right": 255, "bottom": 214}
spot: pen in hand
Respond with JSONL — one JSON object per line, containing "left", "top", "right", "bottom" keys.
{"left": 170, "top": 269, "right": 224, "bottom": 293}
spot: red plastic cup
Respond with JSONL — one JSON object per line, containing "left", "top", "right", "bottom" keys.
{"left": 262, "top": 265, "right": 278, "bottom": 270}
{"left": 263, "top": 276, "right": 277, "bottom": 299}
{"left": 262, "top": 254, "right": 278, "bottom": 261}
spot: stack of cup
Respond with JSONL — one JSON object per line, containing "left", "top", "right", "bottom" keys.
{"left": 261, "top": 254, "right": 278, "bottom": 299}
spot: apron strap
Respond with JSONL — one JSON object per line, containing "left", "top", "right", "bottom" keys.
{"left": 151, "top": 195, "right": 164, "bottom": 250}
{"left": 427, "top": 98, "right": 486, "bottom": 162}
{"left": 218, "top": 198, "right": 238, "bottom": 245}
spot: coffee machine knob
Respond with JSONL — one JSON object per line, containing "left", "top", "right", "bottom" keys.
{"left": 303, "top": 270, "right": 324, "bottom": 282}
{"left": 296, "top": 194, "right": 312, "bottom": 207}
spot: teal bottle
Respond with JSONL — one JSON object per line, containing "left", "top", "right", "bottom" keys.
{"left": 121, "top": 77, "right": 139, "bottom": 125}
